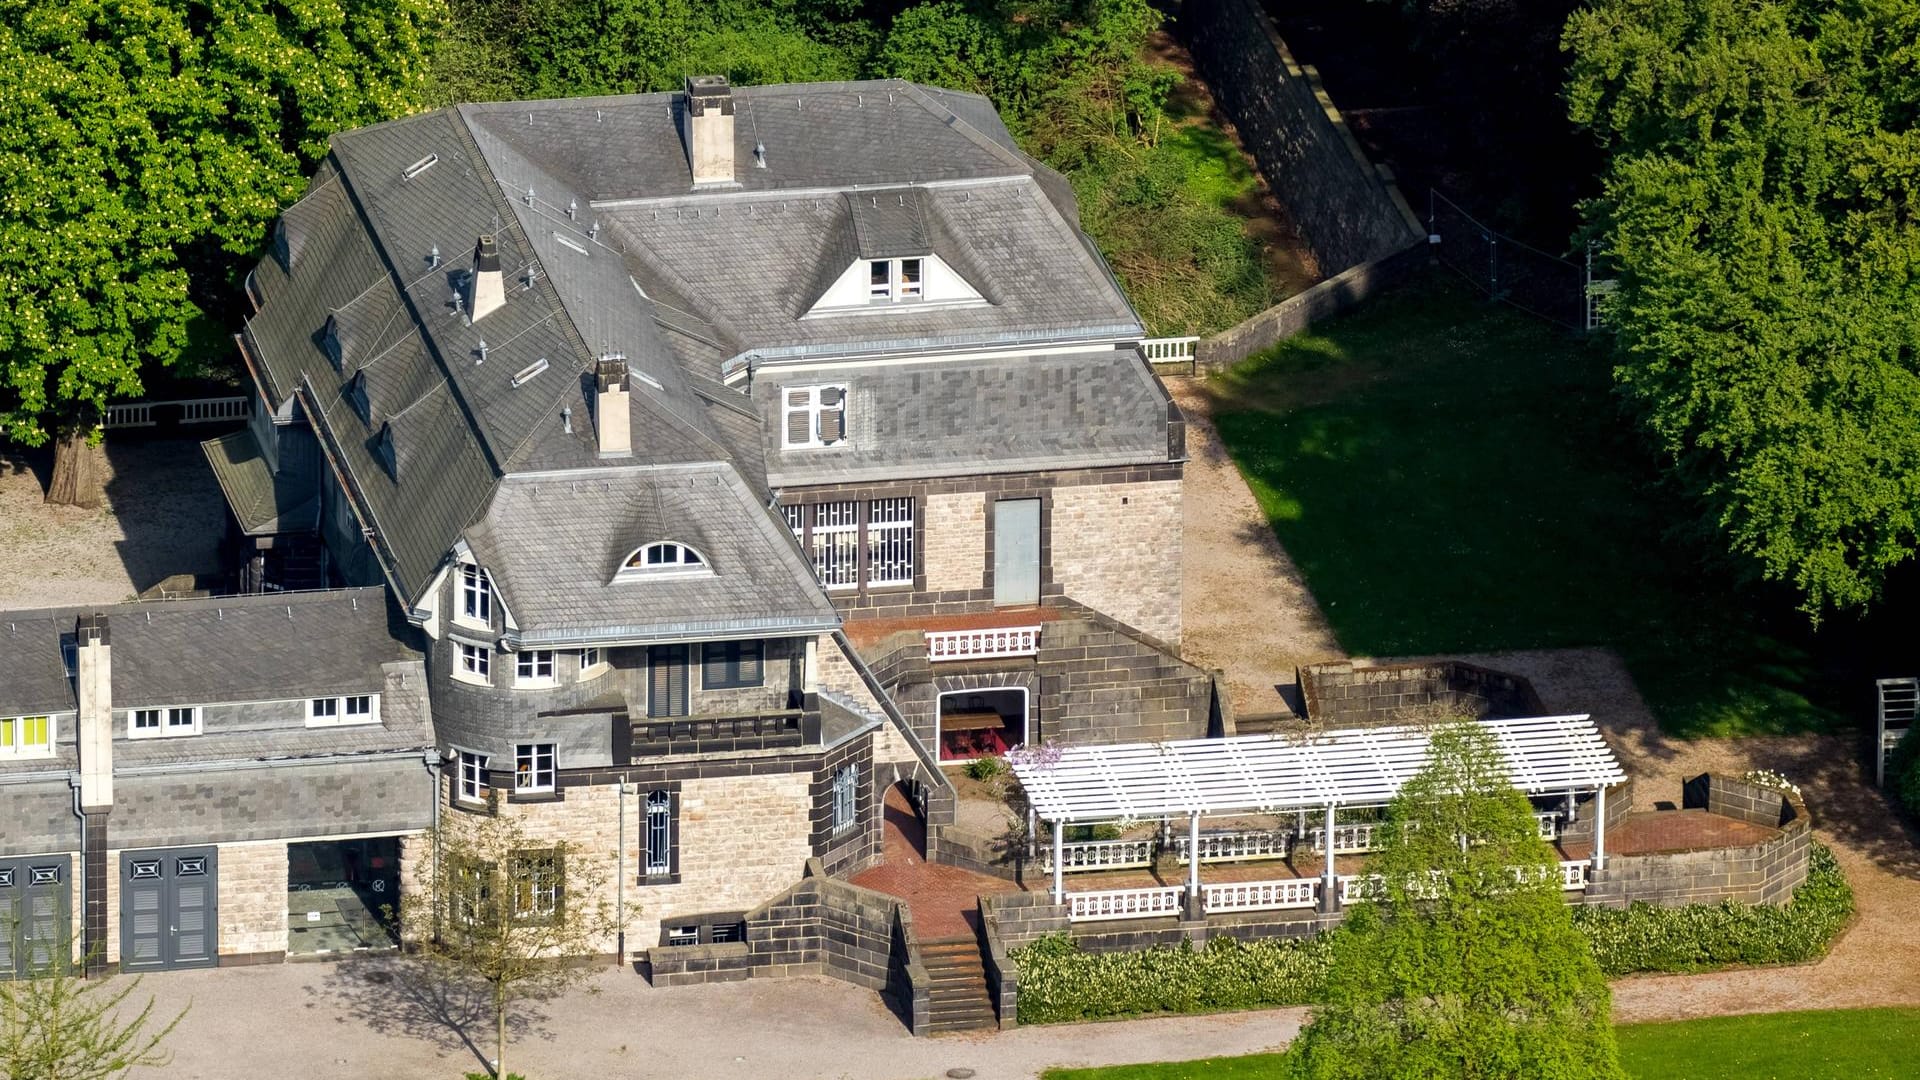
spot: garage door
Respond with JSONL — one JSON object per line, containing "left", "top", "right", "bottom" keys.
{"left": 0, "top": 854, "right": 71, "bottom": 978}
{"left": 120, "top": 847, "right": 218, "bottom": 971}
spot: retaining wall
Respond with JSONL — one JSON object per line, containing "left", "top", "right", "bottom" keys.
{"left": 1584, "top": 774, "right": 1811, "bottom": 909}
{"left": 1193, "top": 243, "right": 1427, "bottom": 371}
{"left": 1299, "top": 659, "right": 1547, "bottom": 726}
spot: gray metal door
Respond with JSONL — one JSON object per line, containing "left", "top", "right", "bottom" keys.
{"left": 994, "top": 499, "right": 1041, "bottom": 607}
{"left": 120, "top": 847, "right": 218, "bottom": 971}
{"left": 0, "top": 855, "right": 71, "bottom": 978}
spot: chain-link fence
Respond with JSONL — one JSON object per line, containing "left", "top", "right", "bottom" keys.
{"left": 1427, "top": 189, "right": 1610, "bottom": 331}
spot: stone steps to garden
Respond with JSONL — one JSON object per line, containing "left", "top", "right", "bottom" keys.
{"left": 919, "top": 935, "right": 998, "bottom": 1033}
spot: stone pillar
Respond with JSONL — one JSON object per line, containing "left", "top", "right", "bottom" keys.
{"left": 74, "top": 614, "right": 113, "bottom": 977}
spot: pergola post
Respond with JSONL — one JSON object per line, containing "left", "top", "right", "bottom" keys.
{"left": 1026, "top": 805, "right": 1037, "bottom": 859}
{"left": 1051, "top": 820, "right": 1065, "bottom": 904}
{"left": 1590, "top": 784, "right": 1608, "bottom": 872}
{"left": 1186, "top": 812, "right": 1201, "bottom": 901}
{"left": 1321, "top": 803, "right": 1338, "bottom": 911}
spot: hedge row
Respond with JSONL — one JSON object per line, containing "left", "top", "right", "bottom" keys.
{"left": 1890, "top": 726, "right": 1920, "bottom": 819}
{"left": 1010, "top": 844, "right": 1853, "bottom": 1023}
{"left": 1011, "top": 933, "right": 1334, "bottom": 1024}
{"left": 1570, "top": 842, "right": 1854, "bottom": 975}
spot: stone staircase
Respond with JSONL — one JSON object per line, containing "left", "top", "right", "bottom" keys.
{"left": 918, "top": 936, "right": 998, "bottom": 1034}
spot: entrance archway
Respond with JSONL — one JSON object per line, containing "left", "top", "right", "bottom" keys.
{"left": 880, "top": 781, "right": 926, "bottom": 863}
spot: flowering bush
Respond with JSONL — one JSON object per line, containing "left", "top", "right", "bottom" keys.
{"left": 1011, "top": 933, "right": 1334, "bottom": 1024}
{"left": 1740, "top": 769, "right": 1802, "bottom": 800}
{"left": 1003, "top": 743, "right": 1064, "bottom": 771}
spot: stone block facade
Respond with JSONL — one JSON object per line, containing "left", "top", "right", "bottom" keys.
{"left": 218, "top": 839, "right": 290, "bottom": 960}
{"left": 1037, "top": 613, "right": 1216, "bottom": 745}
{"left": 1583, "top": 774, "right": 1812, "bottom": 909}
{"left": 1299, "top": 659, "right": 1547, "bottom": 726}
{"left": 1050, "top": 479, "right": 1181, "bottom": 644}
{"left": 923, "top": 491, "right": 987, "bottom": 593}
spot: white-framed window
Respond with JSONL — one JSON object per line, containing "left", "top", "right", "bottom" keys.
{"left": 510, "top": 850, "right": 562, "bottom": 922}
{"left": 831, "top": 763, "right": 859, "bottom": 836}
{"left": 0, "top": 715, "right": 54, "bottom": 758}
{"left": 867, "top": 258, "right": 923, "bottom": 301}
{"left": 454, "top": 641, "right": 491, "bottom": 685}
{"left": 783, "top": 499, "right": 915, "bottom": 591}
{"left": 307, "top": 694, "right": 379, "bottom": 727}
{"left": 456, "top": 750, "right": 489, "bottom": 804}
{"left": 782, "top": 385, "right": 848, "bottom": 449}
{"left": 515, "top": 743, "right": 555, "bottom": 793}
{"left": 457, "top": 563, "right": 492, "bottom": 627}
{"left": 129, "top": 707, "right": 199, "bottom": 740}
{"left": 616, "top": 542, "right": 709, "bottom": 580}
{"left": 514, "top": 650, "right": 556, "bottom": 688}
{"left": 578, "top": 647, "right": 606, "bottom": 679}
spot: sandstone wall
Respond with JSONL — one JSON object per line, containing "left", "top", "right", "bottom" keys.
{"left": 1050, "top": 479, "right": 1182, "bottom": 645}
{"left": 923, "top": 491, "right": 987, "bottom": 593}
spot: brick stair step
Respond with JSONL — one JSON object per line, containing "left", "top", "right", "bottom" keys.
{"left": 928, "top": 1004, "right": 996, "bottom": 1021}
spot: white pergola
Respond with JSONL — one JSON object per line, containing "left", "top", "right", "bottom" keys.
{"left": 1011, "top": 716, "right": 1627, "bottom": 905}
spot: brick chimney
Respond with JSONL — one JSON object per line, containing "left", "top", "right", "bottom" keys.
{"left": 595, "top": 356, "right": 631, "bottom": 457}
{"left": 74, "top": 613, "right": 112, "bottom": 811}
{"left": 682, "top": 76, "right": 735, "bottom": 187}
{"left": 468, "top": 234, "right": 505, "bottom": 322}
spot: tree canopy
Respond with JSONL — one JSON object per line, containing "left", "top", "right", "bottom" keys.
{"left": 1285, "top": 722, "right": 1624, "bottom": 1080}
{"left": 1565, "top": 0, "right": 1920, "bottom": 618}
{"left": 0, "top": 0, "right": 441, "bottom": 454}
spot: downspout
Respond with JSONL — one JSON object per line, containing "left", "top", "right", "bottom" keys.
{"left": 425, "top": 748, "right": 443, "bottom": 942}
{"left": 69, "top": 777, "right": 85, "bottom": 969}
{"left": 616, "top": 775, "right": 627, "bottom": 966}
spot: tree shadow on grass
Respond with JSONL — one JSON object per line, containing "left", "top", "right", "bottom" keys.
{"left": 309, "top": 953, "right": 557, "bottom": 1075}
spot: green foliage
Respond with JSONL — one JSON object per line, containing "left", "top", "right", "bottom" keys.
{"left": 1615, "top": 1007, "right": 1920, "bottom": 1080}
{"left": 514, "top": 0, "right": 857, "bottom": 99}
{"left": 1286, "top": 722, "right": 1623, "bottom": 1080}
{"left": 1564, "top": 0, "right": 1920, "bottom": 618}
{"left": 1011, "top": 932, "right": 1335, "bottom": 1024}
{"left": 1042, "top": 1053, "right": 1294, "bottom": 1080}
{"left": 963, "top": 755, "right": 1007, "bottom": 782}
{"left": 0, "top": 963, "right": 183, "bottom": 1080}
{"left": 1572, "top": 842, "right": 1854, "bottom": 976}
{"left": 0, "top": 0, "right": 440, "bottom": 447}
{"left": 1890, "top": 726, "right": 1920, "bottom": 819}
{"left": 1207, "top": 272, "right": 1851, "bottom": 738}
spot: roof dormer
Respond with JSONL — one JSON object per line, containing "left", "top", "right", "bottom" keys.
{"left": 802, "top": 189, "right": 987, "bottom": 316}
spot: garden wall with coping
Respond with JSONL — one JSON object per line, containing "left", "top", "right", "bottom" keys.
{"left": 1298, "top": 659, "right": 1548, "bottom": 725}
{"left": 1584, "top": 774, "right": 1811, "bottom": 909}
{"left": 1191, "top": 243, "right": 1428, "bottom": 372}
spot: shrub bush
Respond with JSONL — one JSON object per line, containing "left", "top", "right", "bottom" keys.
{"left": 1570, "top": 842, "right": 1854, "bottom": 976}
{"left": 1890, "top": 726, "right": 1920, "bottom": 818}
{"left": 1011, "top": 845, "right": 1853, "bottom": 1023}
{"left": 964, "top": 755, "right": 1007, "bottom": 782}
{"left": 1011, "top": 932, "right": 1334, "bottom": 1024}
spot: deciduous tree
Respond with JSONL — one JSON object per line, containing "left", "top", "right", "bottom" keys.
{"left": 1286, "top": 722, "right": 1623, "bottom": 1080}
{"left": 1565, "top": 0, "right": 1920, "bottom": 618}
{"left": 0, "top": 0, "right": 440, "bottom": 504}
{"left": 0, "top": 952, "right": 183, "bottom": 1080}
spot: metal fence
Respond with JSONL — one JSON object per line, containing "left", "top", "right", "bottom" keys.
{"left": 1427, "top": 189, "right": 1611, "bottom": 331}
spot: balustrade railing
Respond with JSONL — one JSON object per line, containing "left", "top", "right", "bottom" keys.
{"left": 103, "top": 396, "right": 250, "bottom": 430}
{"left": 925, "top": 625, "right": 1041, "bottom": 662}
{"left": 1140, "top": 336, "right": 1200, "bottom": 366}
{"left": 1174, "top": 830, "right": 1291, "bottom": 865}
{"left": 1065, "top": 886, "right": 1183, "bottom": 922}
{"left": 1536, "top": 812, "right": 1563, "bottom": 840}
{"left": 1306, "top": 822, "right": 1385, "bottom": 855}
{"left": 1202, "top": 878, "right": 1319, "bottom": 913}
{"left": 1043, "top": 837, "right": 1154, "bottom": 874}
{"left": 631, "top": 709, "right": 809, "bottom": 757}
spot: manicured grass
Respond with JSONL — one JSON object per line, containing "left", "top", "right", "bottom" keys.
{"left": 1042, "top": 1053, "right": 1291, "bottom": 1080}
{"left": 1042, "top": 1008, "right": 1920, "bottom": 1079}
{"left": 1616, "top": 1008, "right": 1920, "bottom": 1079}
{"left": 1208, "top": 274, "right": 1845, "bottom": 737}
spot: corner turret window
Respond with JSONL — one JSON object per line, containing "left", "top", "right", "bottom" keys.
{"left": 458, "top": 564, "right": 492, "bottom": 627}
{"left": 616, "top": 542, "right": 711, "bottom": 581}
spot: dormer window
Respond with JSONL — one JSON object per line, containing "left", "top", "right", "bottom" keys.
{"left": 783, "top": 386, "right": 847, "bottom": 449}
{"left": 617, "top": 542, "right": 711, "bottom": 580}
{"left": 868, "top": 259, "right": 923, "bottom": 302}
{"left": 458, "top": 564, "right": 492, "bottom": 627}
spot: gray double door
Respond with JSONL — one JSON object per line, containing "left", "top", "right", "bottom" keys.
{"left": 120, "top": 847, "right": 218, "bottom": 971}
{"left": 0, "top": 854, "right": 71, "bottom": 978}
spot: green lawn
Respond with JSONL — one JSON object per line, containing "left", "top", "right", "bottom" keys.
{"left": 1207, "top": 274, "right": 1848, "bottom": 738}
{"left": 1042, "top": 1008, "right": 1920, "bottom": 1079}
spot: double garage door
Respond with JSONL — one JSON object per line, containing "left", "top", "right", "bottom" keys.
{"left": 0, "top": 854, "right": 70, "bottom": 978}
{"left": 120, "top": 847, "right": 218, "bottom": 971}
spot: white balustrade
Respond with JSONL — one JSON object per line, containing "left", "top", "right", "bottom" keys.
{"left": 1203, "top": 878, "right": 1319, "bottom": 913}
{"left": 925, "top": 625, "right": 1041, "bottom": 662}
{"left": 104, "top": 403, "right": 155, "bottom": 429}
{"left": 179, "top": 396, "right": 250, "bottom": 424}
{"left": 1559, "top": 860, "right": 1589, "bottom": 890}
{"left": 1140, "top": 336, "right": 1200, "bottom": 364}
{"left": 1042, "top": 837, "right": 1154, "bottom": 874}
{"left": 1065, "top": 886, "right": 1184, "bottom": 922}
{"left": 1307, "top": 822, "right": 1385, "bottom": 855}
{"left": 1536, "top": 812, "right": 1563, "bottom": 840}
{"left": 1174, "top": 830, "right": 1291, "bottom": 865}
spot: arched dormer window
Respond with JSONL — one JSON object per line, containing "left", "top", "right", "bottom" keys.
{"left": 617, "top": 542, "right": 711, "bottom": 581}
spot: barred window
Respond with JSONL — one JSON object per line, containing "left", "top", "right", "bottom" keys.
{"left": 782, "top": 498, "right": 915, "bottom": 592}
{"left": 510, "top": 851, "right": 562, "bottom": 922}
{"left": 831, "top": 763, "right": 859, "bottom": 836}
{"left": 644, "top": 790, "right": 674, "bottom": 878}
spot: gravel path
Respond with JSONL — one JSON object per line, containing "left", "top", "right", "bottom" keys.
{"left": 0, "top": 438, "right": 225, "bottom": 609}
{"left": 1460, "top": 647, "right": 1920, "bottom": 1022}
{"left": 1171, "top": 378, "right": 1343, "bottom": 718}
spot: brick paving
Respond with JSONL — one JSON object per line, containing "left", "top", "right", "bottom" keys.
{"left": 1559, "top": 809, "right": 1777, "bottom": 861}
{"left": 850, "top": 787, "right": 1018, "bottom": 938}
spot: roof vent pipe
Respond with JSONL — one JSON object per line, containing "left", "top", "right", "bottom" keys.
{"left": 753, "top": 142, "right": 767, "bottom": 169}
{"left": 682, "top": 75, "right": 735, "bottom": 186}
{"left": 468, "top": 235, "right": 505, "bottom": 322}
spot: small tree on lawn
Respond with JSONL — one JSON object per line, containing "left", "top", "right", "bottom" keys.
{"left": 0, "top": 941, "right": 184, "bottom": 1080}
{"left": 1286, "top": 721, "right": 1624, "bottom": 1080}
{"left": 398, "top": 807, "right": 619, "bottom": 1079}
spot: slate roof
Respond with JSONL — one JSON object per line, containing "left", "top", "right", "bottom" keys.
{"left": 201, "top": 431, "right": 319, "bottom": 536}
{"left": 239, "top": 77, "right": 1164, "bottom": 623}
{"left": 462, "top": 464, "right": 839, "bottom": 646}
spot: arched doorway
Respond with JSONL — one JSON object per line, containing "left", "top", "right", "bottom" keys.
{"left": 880, "top": 780, "right": 927, "bottom": 863}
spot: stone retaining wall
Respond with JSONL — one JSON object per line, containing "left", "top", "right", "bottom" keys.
{"left": 1584, "top": 774, "right": 1811, "bottom": 909}
{"left": 1193, "top": 244, "right": 1427, "bottom": 372}
{"left": 1299, "top": 659, "right": 1547, "bottom": 725}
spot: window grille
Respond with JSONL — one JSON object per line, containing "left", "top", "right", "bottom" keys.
{"left": 645, "top": 791, "right": 672, "bottom": 875}
{"left": 867, "top": 498, "right": 914, "bottom": 586}
{"left": 831, "top": 764, "right": 859, "bottom": 836}
{"left": 511, "top": 851, "right": 561, "bottom": 920}
{"left": 810, "top": 501, "right": 860, "bottom": 590}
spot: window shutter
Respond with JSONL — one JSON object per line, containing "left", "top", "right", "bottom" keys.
{"left": 786, "top": 406, "right": 811, "bottom": 446}
{"left": 818, "top": 387, "right": 845, "bottom": 443}
{"left": 702, "top": 645, "right": 728, "bottom": 689}
{"left": 650, "top": 646, "right": 688, "bottom": 717}
{"left": 739, "top": 641, "right": 763, "bottom": 685}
